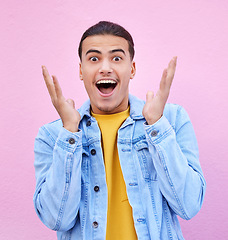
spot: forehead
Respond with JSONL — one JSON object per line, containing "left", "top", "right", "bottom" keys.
{"left": 81, "top": 35, "right": 129, "bottom": 54}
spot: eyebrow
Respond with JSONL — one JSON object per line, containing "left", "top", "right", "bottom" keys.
{"left": 111, "top": 49, "right": 126, "bottom": 55}
{"left": 85, "top": 49, "right": 101, "bottom": 55}
{"left": 85, "top": 48, "right": 126, "bottom": 56}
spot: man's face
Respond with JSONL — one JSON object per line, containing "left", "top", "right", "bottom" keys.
{"left": 79, "top": 34, "right": 136, "bottom": 114}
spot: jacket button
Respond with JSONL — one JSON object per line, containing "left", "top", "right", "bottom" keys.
{"left": 151, "top": 130, "right": 158, "bottom": 137}
{"left": 91, "top": 149, "right": 96, "bottom": 155}
{"left": 86, "top": 120, "right": 91, "bottom": 127}
{"left": 94, "top": 186, "right": 99, "bottom": 192}
{"left": 92, "top": 221, "right": 98, "bottom": 228}
{"left": 69, "top": 138, "right": 75, "bottom": 144}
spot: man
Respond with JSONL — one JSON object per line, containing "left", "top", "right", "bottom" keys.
{"left": 34, "top": 21, "right": 206, "bottom": 239}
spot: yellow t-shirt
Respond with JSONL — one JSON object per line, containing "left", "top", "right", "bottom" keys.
{"left": 92, "top": 107, "right": 137, "bottom": 240}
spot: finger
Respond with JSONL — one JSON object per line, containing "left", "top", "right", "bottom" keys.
{"left": 42, "top": 66, "right": 57, "bottom": 100}
{"left": 66, "top": 99, "right": 75, "bottom": 108}
{"left": 146, "top": 91, "right": 154, "bottom": 103}
{"left": 166, "top": 56, "right": 177, "bottom": 83}
{"left": 52, "top": 75, "right": 63, "bottom": 99}
{"left": 160, "top": 56, "right": 177, "bottom": 91}
{"left": 159, "top": 68, "right": 168, "bottom": 91}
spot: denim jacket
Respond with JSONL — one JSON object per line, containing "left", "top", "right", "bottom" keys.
{"left": 34, "top": 94, "right": 206, "bottom": 240}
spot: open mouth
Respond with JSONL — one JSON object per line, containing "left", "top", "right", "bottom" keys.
{"left": 96, "top": 79, "right": 117, "bottom": 96}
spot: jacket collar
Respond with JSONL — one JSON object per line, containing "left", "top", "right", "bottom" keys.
{"left": 78, "top": 94, "right": 145, "bottom": 121}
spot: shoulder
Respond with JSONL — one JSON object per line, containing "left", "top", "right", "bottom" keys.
{"left": 37, "top": 119, "right": 63, "bottom": 142}
{"left": 163, "top": 103, "right": 191, "bottom": 131}
{"left": 164, "top": 103, "right": 190, "bottom": 120}
{"left": 129, "top": 94, "right": 190, "bottom": 123}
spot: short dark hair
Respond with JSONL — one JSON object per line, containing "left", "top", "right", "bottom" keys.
{"left": 78, "top": 21, "right": 135, "bottom": 60}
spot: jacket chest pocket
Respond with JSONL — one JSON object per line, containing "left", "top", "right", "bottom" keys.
{"left": 134, "top": 140, "right": 157, "bottom": 181}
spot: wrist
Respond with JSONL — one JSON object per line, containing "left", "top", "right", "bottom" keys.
{"left": 146, "top": 115, "right": 162, "bottom": 125}
{"left": 63, "top": 121, "right": 80, "bottom": 133}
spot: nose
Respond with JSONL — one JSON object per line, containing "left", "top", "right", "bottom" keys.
{"left": 99, "top": 59, "right": 113, "bottom": 75}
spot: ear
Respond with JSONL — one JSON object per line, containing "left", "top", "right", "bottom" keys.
{"left": 130, "top": 61, "right": 136, "bottom": 79}
{"left": 79, "top": 62, "right": 83, "bottom": 80}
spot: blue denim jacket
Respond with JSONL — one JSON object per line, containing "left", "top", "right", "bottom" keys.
{"left": 34, "top": 94, "right": 206, "bottom": 240}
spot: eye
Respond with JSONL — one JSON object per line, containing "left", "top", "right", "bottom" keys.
{"left": 90, "top": 56, "right": 99, "bottom": 62}
{"left": 113, "top": 56, "right": 122, "bottom": 62}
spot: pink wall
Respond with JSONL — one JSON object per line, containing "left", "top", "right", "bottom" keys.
{"left": 1, "top": 0, "right": 228, "bottom": 239}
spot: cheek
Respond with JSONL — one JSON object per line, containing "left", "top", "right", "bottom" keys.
{"left": 82, "top": 68, "right": 91, "bottom": 78}
{"left": 82, "top": 79, "right": 93, "bottom": 94}
{"left": 117, "top": 66, "right": 131, "bottom": 77}
{"left": 81, "top": 64, "right": 96, "bottom": 76}
{"left": 82, "top": 68, "right": 96, "bottom": 84}
{"left": 120, "top": 69, "right": 132, "bottom": 81}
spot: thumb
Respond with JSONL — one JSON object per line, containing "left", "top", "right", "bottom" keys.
{"left": 146, "top": 91, "right": 154, "bottom": 103}
{"left": 66, "top": 98, "right": 75, "bottom": 108}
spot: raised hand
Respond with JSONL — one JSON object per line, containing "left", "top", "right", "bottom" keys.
{"left": 142, "top": 57, "right": 177, "bottom": 125}
{"left": 42, "top": 66, "right": 81, "bottom": 132}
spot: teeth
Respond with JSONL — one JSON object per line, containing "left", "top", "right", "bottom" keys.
{"left": 96, "top": 80, "right": 116, "bottom": 84}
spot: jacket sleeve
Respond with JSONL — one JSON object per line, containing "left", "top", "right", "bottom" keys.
{"left": 144, "top": 105, "right": 206, "bottom": 220}
{"left": 33, "top": 125, "right": 82, "bottom": 231}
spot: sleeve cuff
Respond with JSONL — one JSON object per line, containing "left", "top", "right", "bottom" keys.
{"left": 144, "top": 115, "right": 173, "bottom": 144}
{"left": 55, "top": 127, "right": 82, "bottom": 152}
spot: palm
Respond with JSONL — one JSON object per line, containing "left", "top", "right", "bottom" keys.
{"left": 42, "top": 66, "right": 81, "bottom": 132}
{"left": 142, "top": 57, "right": 177, "bottom": 125}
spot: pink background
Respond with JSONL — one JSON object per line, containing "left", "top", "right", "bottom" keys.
{"left": 1, "top": 0, "right": 228, "bottom": 239}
